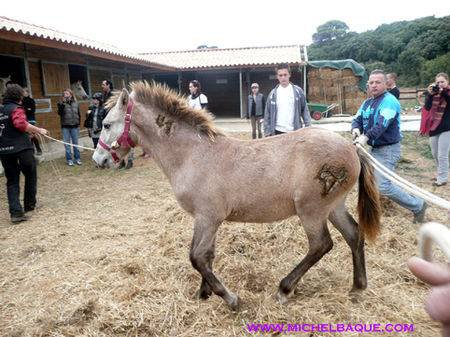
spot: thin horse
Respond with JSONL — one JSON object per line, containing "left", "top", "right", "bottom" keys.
{"left": 93, "top": 82, "right": 381, "bottom": 310}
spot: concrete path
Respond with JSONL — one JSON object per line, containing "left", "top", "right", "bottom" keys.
{"left": 214, "top": 114, "right": 421, "bottom": 133}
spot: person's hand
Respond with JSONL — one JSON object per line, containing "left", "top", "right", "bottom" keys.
{"left": 353, "top": 134, "right": 368, "bottom": 146}
{"left": 428, "top": 84, "right": 439, "bottom": 95}
{"left": 407, "top": 257, "right": 450, "bottom": 336}
{"left": 38, "top": 128, "right": 48, "bottom": 136}
{"left": 352, "top": 128, "right": 361, "bottom": 140}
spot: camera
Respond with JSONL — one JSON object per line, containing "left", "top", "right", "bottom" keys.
{"left": 432, "top": 84, "right": 440, "bottom": 93}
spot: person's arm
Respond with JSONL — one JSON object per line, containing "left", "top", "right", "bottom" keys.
{"left": 200, "top": 94, "right": 208, "bottom": 110}
{"left": 351, "top": 105, "right": 364, "bottom": 132}
{"left": 441, "top": 88, "right": 450, "bottom": 105}
{"left": 425, "top": 93, "right": 433, "bottom": 111}
{"left": 263, "top": 92, "right": 272, "bottom": 136}
{"left": 11, "top": 107, "right": 47, "bottom": 135}
{"left": 57, "top": 101, "right": 65, "bottom": 115}
{"left": 365, "top": 104, "right": 397, "bottom": 141}
{"left": 30, "top": 98, "right": 36, "bottom": 115}
{"left": 299, "top": 92, "right": 311, "bottom": 127}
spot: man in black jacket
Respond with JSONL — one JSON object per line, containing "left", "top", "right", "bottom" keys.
{"left": 0, "top": 85, "right": 47, "bottom": 223}
{"left": 387, "top": 73, "right": 400, "bottom": 99}
{"left": 22, "top": 88, "right": 42, "bottom": 155}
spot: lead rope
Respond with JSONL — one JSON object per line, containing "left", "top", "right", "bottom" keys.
{"left": 355, "top": 143, "right": 450, "bottom": 211}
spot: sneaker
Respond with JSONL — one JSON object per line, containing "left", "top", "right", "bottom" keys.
{"left": 125, "top": 160, "right": 133, "bottom": 169}
{"left": 68, "top": 160, "right": 74, "bottom": 166}
{"left": 11, "top": 214, "right": 29, "bottom": 224}
{"left": 432, "top": 181, "right": 447, "bottom": 187}
{"left": 76, "top": 160, "right": 82, "bottom": 165}
{"left": 413, "top": 202, "right": 428, "bottom": 224}
{"left": 25, "top": 203, "right": 41, "bottom": 213}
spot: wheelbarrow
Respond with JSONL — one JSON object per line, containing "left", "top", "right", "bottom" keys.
{"left": 308, "top": 103, "right": 339, "bottom": 120}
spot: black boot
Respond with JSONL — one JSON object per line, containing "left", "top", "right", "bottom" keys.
{"left": 118, "top": 160, "right": 126, "bottom": 169}
{"left": 125, "top": 159, "right": 133, "bottom": 169}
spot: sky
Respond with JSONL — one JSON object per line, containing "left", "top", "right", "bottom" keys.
{"left": 2, "top": 0, "right": 449, "bottom": 53}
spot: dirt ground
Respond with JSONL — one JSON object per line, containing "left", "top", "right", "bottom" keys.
{"left": 0, "top": 131, "right": 449, "bottom": 337}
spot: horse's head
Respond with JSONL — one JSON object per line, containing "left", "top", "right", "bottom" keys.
{"left": 92, "top": 88, "right": 137, "bottom": 168}
{"left": 71, "top": 81, "right": 88, "bottom": 100}
{"left": 0, "top": 75, "right": 11, "bottom": 97}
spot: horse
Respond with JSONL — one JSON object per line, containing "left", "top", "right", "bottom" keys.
{"left": 0, "top": 75, "right": 11, "bottom": 98}
{"left": 71, "top": 80, "right": 89, "bottom": 100}
{"left": 92, "top": 81, "right": 381, "bottom": 311}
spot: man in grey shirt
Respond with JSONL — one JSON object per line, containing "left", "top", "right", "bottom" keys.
{"left": 264, "top": 64, "right": 311, "bottom": 136}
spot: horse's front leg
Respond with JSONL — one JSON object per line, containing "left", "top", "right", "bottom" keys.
{"left": 189, "top": 216, "right": 240, "bottom": 311}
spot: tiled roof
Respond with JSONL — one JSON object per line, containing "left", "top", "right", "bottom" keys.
{"left": 0, "top": 16, "right": 172, "bottom": 70}
{"left": 140, "top": 45, "right": 307, "bottom": 70}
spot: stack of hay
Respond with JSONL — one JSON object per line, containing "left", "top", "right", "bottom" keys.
{"left": 307, "top": 68, "right": 367, "bottom": 115}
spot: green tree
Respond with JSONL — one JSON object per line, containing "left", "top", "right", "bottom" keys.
{"left": 308, "top": 15, "right": 450, "bottom": 86}
{"left": 312, "top": 20, "right": 349, "bottom": 44}
{"left": 420, "top": 52, "right": 450, "bottom": 84}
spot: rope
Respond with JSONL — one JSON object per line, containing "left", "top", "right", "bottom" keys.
{"left": 419, "top": 222, "right": 450, "bottom": 261}
{"left": 355, "top": 144, "right": 450, "bottom": 210}
{"left": 36, "top": 134, "right": 62, "bottom": 179}
{"left": 41, "top": 134, "right": 96, "bottom": 152}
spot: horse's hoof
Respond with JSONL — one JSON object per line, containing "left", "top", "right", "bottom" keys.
{"left": 195, "top": 289, "right": 212, "bottom": 300}
{"left": 228, "top": 293, "right": 240, "bottom": 312}
{"left": 349, "top": 287, "right": 364, "bottom": 303}
{"left": 276, "top": 290, "right": 289, "bottom": 305}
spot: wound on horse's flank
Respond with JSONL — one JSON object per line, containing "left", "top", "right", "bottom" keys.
{"left": 316, "top": 164, "right": 348, "bottom": 196}
{"left": 155, "top": 114, "right": 174, "bottom": 135}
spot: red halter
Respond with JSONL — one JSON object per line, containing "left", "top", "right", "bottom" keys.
{"left": 98, "top": 98, "right": 136, "bottom": 163}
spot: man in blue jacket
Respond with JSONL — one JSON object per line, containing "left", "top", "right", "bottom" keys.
{"left": 352, "top": 69, "right": 427, "bottom": 223}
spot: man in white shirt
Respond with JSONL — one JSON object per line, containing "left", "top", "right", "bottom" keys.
{"left": 264, "top": 64, "right": 310, "bottom": 136}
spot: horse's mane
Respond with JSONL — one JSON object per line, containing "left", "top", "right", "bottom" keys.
{"left": 106, "top": 81, "right": 222, "bottom": 140}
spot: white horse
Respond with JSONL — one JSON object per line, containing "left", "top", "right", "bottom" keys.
{"left": 71, "top": 81, "right": 89, "bottom": 100}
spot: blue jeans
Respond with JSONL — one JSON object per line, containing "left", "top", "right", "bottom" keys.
{"left": 371, "top": 142, "right": 423, "bottom": 214}
{"left": 62, "top": 127, "right": 80, "bottom": 162}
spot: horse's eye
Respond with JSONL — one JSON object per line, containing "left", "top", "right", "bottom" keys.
{"left": 103, "top": 123, "right": 110, "bottom": 130}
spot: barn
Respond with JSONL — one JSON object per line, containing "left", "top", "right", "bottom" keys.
{"left": 141, "top": 45, "right": 308, "bottom": 118}
{"left": 0, "top": 16, "right": 367, "bottom": 135}
{"left": 0, "top": 16, "right": 174, "bottom": 138}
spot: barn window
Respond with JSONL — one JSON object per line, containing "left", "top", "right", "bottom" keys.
{"left": 127, "top": 72, "right": 142, "bottom": 89}
{"left": 68, "top": 64, "right": 90, "bottom": 100}
{"left": 0, "top": 55, "right": 27, "bottom": 92}
{"left": 269, "top": 75, "right": 277, "bottom": 80}
{"left": 112, "top": 72, "right": 126, "bottom": 90}
{"left": 216, "top": 79, "right": 228, "bottom": 84}
{"left": 89, "top": 68, "right": 112, "bottom": 93}
{"left": 41, "top": 61, "right": 70, "bottom": 96}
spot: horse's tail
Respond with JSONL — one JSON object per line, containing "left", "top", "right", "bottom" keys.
{"left": 357, "top": 148, "right": 381, "bottom": 242}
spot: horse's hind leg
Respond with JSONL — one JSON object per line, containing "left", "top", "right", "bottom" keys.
{"left": 277, "top": 210, "right": 333, "bottom": 304}
{"left": 329, "top": 201, "right": 367, "bottom": 291}
{"left": 189, "top": 216, "right": 239, "bottom": 310}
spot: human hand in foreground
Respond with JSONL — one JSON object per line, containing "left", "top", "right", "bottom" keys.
{"left": 407, "top": 257, "right": 450, "bottom": 337}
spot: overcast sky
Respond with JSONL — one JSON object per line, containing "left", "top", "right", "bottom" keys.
{"left": 2, "top": 0, "right": 449, "bottom": 53}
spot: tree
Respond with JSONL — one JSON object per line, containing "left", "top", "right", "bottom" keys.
{"left": 312, "top": 20, "right": 349, "bottom": 44}
{"left": 309, "top": 16, "right": 450, "bottom": 86}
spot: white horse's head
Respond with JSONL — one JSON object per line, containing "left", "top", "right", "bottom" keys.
{"left": 0, "top": 75, "right": 11, "bottom": 97}
{"left": 71, "top": 81, "right": 88, "bottom": 100}
{"left": 92, "top": 88, "right": 136, "bottom": 168}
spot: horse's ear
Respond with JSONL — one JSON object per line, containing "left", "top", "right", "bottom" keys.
{"left": 119, "top": 88, "right": 130, "bottom": 109}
